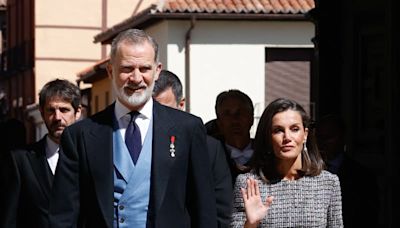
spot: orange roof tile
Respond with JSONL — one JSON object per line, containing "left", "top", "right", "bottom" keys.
{"left": 94, "top": 0, "right": 315, "bottom": 44}
{"left": 161, "top": 0, "right": 314, "bottom": 14}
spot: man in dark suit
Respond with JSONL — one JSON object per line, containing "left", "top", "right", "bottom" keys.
{"left": 49, "top": 29, "right": 216, "bottom": 227}
{"left": 214, "top": 90, "right": 255, "bottom": 185}
{"left": 153, "top": 69, "right": 233, "bottom": 228}
{"left": 0, "top": 79, "right": 82, "bottom": 228}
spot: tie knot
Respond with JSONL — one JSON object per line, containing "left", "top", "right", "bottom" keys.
{"left": 128, "top": 111, "right": 140, "bottom": 122}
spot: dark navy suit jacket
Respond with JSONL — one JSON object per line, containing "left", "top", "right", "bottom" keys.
{"left": 1, "top": 137, "right": 54, "bottom": 228}
{"left": 48, "top": 101, "right": 217, "bottom": 228}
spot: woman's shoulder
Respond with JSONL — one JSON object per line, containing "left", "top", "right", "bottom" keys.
{"left": 312, "top": 170, "right": 340, "bottom": 186}
{"left": 234, "top": 170, "right": 260, "bottom": 186}
{"left": 320, "top": 170, "right": 339, "bottom": 179}
{"left": 236, "top": 170, "right": 258, "bottom": 180}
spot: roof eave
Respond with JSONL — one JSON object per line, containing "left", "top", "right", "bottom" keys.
{"left": 94, "top": 13, "right": 309, "bottom": 44}
{"left": 77, "top": 70, "right": 108, "bottom": 84}
{"left": 77, "top": 59, "right": 109, "bottom": 84}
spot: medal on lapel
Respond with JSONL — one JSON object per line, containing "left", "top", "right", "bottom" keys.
{"left": 170, "top": 136, "right": 176, "bottom": 157}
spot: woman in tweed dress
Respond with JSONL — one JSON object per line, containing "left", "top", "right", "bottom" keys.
{"left": 231, "top": 98, "right": 343, "bottom": 228}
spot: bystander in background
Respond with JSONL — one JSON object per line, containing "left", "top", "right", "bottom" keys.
{"left": 215, "top": 89, "right": 254, "bottom": 184}
{"left": 0, "top": 79, "right": 82, "bottom": 228}
{"left": 153, "top": 69, "right": 232, "bottom": 228}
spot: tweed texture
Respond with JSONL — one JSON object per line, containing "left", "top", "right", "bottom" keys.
{"left": 231, "top": 170, "right": 343, "bottom": 227}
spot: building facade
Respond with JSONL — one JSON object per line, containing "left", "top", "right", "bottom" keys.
{"left": 80, "top": 1, "right": 315, "bottom": 136}
{"left": 0, "top": 0, "right": 151, "bottom": 141}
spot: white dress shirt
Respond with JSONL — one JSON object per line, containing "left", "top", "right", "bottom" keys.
{"left": 114, "top": 98, "right": 153, "bottom": 143}
{"left": 227, "top": 142, "right": 254, "bottom": 165}
{"left": 45, "top": 136, "right": 59, "bottom": 175}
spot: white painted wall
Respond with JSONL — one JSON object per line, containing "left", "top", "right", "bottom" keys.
{"left": 153, "top": 20, "right": 314, "bottom": 132}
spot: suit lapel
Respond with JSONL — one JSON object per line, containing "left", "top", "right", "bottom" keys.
{"left": 82, "top": 103, "right": 178, "bottom": 224}
{"left": 27, "top": 137, "right": 53, "bottom": 200}
{"left": 85, "top": 105, "right": 115, "bottom": 226}
{"left": 150, "top": 102, "right": 176, "bottom": 214}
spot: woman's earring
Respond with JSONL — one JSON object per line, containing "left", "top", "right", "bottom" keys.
{"left": 303, "top": 143, "right": 308, "bottom": 153}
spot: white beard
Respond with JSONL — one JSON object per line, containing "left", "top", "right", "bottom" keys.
{"left": 112, "top": 76, "right": 155, "bottom": 108}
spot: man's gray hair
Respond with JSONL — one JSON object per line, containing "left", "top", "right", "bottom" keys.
{"left": 109, "top": 29, "right": 159, "bottom": 63}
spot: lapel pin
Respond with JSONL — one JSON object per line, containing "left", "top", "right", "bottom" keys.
{"left": 170, "top": 136, "right": 176, "bottom": 157}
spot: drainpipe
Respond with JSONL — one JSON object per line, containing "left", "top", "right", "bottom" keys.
{"left": 185, "top": 16, "right": 196, "bottom": 112}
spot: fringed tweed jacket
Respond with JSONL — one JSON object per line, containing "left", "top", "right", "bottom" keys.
{"left": 231, "top": 170, "right": 343, "bottom": 227}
